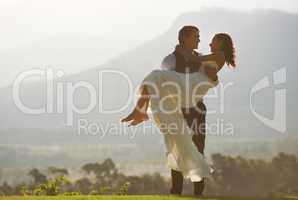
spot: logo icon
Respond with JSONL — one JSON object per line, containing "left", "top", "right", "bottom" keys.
{"left": 250, "top": 68, "right": 286, "bottom": 133}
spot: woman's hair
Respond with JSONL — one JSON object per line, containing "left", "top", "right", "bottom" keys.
{"left": 214, "top": 33, "right": 236, "bottom": 67}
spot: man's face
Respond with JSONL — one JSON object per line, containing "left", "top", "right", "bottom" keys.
{"left": 184, "top": 30, "right": 200, "bottom": 50}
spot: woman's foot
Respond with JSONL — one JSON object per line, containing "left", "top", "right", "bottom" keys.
{"left": 121, "top": 108, "right": 149, "bottom": 126}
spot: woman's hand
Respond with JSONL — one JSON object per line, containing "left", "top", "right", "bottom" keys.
{"left": 175, "top": 45, "right": 191, "bottom": 57}
{"left": 175, "top": 45, "right": 202, "bottom": 64}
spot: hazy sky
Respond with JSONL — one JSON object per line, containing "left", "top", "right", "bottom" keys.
{"left": 1, "top": 0, "right": 298, "bottom": 48}
{"left": 0, "top": 0, "right": 297, "bottom": 86}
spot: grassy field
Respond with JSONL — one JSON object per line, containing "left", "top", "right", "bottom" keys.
{"left": 0, "top": 195, "right": 298, "bottom": 200}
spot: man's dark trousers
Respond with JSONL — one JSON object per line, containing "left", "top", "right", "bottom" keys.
{"left": 170, "top": 100, "right": 206, "bottom": 196}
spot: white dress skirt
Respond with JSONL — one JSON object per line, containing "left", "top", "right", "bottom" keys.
{"left": 139, "top": 61, "right": 219, "bottom": 182}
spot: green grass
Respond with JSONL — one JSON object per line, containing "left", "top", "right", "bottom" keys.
{"left": 0, "top": 195, "right": 297, "bottom": 200}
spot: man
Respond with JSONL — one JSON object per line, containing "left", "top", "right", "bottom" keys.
{"left": 161, "top": 25, "right": 207, "bottom": 196}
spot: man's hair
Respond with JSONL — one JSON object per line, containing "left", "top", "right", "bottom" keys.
{"left": 178, "top": 25, "right": 199, "bottom": 44}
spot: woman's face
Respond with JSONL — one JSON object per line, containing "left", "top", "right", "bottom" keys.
{"left": 209, "top": 36, "right": 222, "bottom": 53}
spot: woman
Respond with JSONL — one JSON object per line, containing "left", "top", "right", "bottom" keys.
{"left": 121, "top": 33, "right": 236, "bottom": 182}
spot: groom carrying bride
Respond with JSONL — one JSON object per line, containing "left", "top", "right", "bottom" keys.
{"left": 122, "top": 24, "right": 235, "bottom": 197}
{"left": 161, "top": 25, "right": 208, "bottom": 196}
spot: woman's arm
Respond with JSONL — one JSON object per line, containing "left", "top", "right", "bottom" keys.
{"left": 175, "top": 45, "right": 225, "bottom": 72}
{"left": 187, "top": 52, "right": 224, "bottom": 72}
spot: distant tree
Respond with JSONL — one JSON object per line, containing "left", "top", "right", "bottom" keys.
{"left": 0, "top": 182, "right": 13, "bottom": 196}
{"left": 28, "top": 168, "right": 47, "bottom": 185}
{"left": 18, "top": 183, "right": 30, "bottom": 196}
{"left": 81, "top": 158, "right": 119, "bottom": 186}
{"left": 33, "top": 176, "right": 69, "bottom": 196}
{"left": 124, "top": 172, "right": 167, "bottom": 195}
{"left": 0, "top": 168, "right": 2, "bottom": 183}
{"left": 117, "top": 182, "right": 130, "bottom": 195}
{"left": 210, "top": 152, "right": 298, "bottom": 197}
{"left": 272, "top": 152, "right": 298, "bottom": 195}
{"left": 81, "top": 163, "right": 101, "bottom": 175}
{"left": 74, "top": 177, "right": 93, "bottom": 194}
{"left": 47, "top": 167, "right": 68, "bottom": 177}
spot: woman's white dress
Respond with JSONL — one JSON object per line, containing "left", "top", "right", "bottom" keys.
{"left": 139, "top": 61, "right": 219, "bottom": 182}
